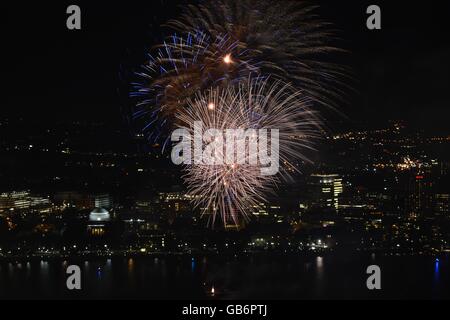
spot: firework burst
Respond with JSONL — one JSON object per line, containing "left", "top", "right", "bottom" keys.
{"left": 174, "top": 77, "right": 322, "bottom": 225}
{"left": 168, "top": 0, "right": 351, "bottom": 109}
{"left": 131, "top": 30, "right": 258, "bottom": 146}
{"left": 130, "top": 0, "right": 349, "bottom": 226}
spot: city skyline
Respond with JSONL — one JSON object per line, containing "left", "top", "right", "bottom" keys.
{"left": 2, "top": 0, "right": 450, "bottom": 302}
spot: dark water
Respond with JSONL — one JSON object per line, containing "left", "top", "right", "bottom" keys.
{"left": 0, "top": 253, "right": 449, "bottom": 299}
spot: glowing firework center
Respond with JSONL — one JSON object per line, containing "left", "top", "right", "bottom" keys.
{"left": 171, "top": 121, "right": 280, "bottom": 176}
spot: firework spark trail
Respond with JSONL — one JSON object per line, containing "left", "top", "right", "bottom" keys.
{"left": 168, "top": 0, "right": 351, "bottom": 109}
{"left": 131, "top": 30, "right": 260, "bottom": 146}
{"left": 175, "top": 77, "right": 322, "bottom": 225}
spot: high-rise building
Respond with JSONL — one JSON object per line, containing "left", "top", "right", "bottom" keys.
{"left": 308, "top": 174, "right": 343, "bottom": 211}
{"left": 94, "top": 194, "right": 113, "bottom": 209}
{"left": 407, "top": 173, "right": 433, "bottom": 214}
{"left": 435, "top": 193, "right": 449, "bottom": 215}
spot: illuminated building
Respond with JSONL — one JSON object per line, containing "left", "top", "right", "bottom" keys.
{"left": 53, "top": 191, "right": 90, "bottom": 209}
{"left": 224, "top": 221, "right": 243, "bottom": 231}
{"left": 252, "top": 203, "right": 284, "bottom": 224}
{"left": 89, "top": 207, "right": 111, "bottom": 222}
{"left": 158, "top": 192, "right": 196, "bottom": 202}
{"left": 156, "top": 192, "right": 197, "bottom": 223}
{"left": 407, "top": 173, "right": 433, "bottom": 214}
{"left": 87, "top": 207, "right": 111, "bottom": 236}
{"left": 435, "top": 194, "right": 449, "bottom": 215}
{"left": 252, "top": 203, "right": 269, "bottom": 216}
{"left": 53, "top": 192, "right": 113, "bottom": 210}
{"left": 94, "top": 194, "right": 113, "bottom": 209}
{"left": 135, "top": 198, "right": 154, "bottom": 213}
{"left": 0, "top": 191, "right": 51, "bottom": 212}
{"left": 308, "top": 174, "right": 343, "bottom": 211}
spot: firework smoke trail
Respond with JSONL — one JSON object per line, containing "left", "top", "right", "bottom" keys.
{"left": 131, "top": 30, "right": 259, "bottom": 147}
{"left": 175, "top": 77, "right": 322, "bottom": 226}
{"left": 168, "top": 0, "right": 351, "bottom": 109}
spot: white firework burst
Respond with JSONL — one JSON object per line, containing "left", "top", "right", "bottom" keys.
{"left": 174, "top": 77, "right": 323, "bottom": 226}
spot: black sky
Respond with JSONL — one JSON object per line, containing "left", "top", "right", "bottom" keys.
{"left": 4, "top": 1, "right": 450, "bottom": 133}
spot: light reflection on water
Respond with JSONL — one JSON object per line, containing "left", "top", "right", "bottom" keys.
{"left": 434, "top": 259, "right": 440, "bottom": 281}
{"left": 0, "top": 254, "right": 448, "bottom": 299}
{"left": 127, "top": 258, "right": 134, "bottom": 272}
{"left": 316, "top": 256, "right": 324, "bottom": 269}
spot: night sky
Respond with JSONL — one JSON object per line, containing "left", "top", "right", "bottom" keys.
{"left": 4, "top": 0, "right": 450, "bottom": 133}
